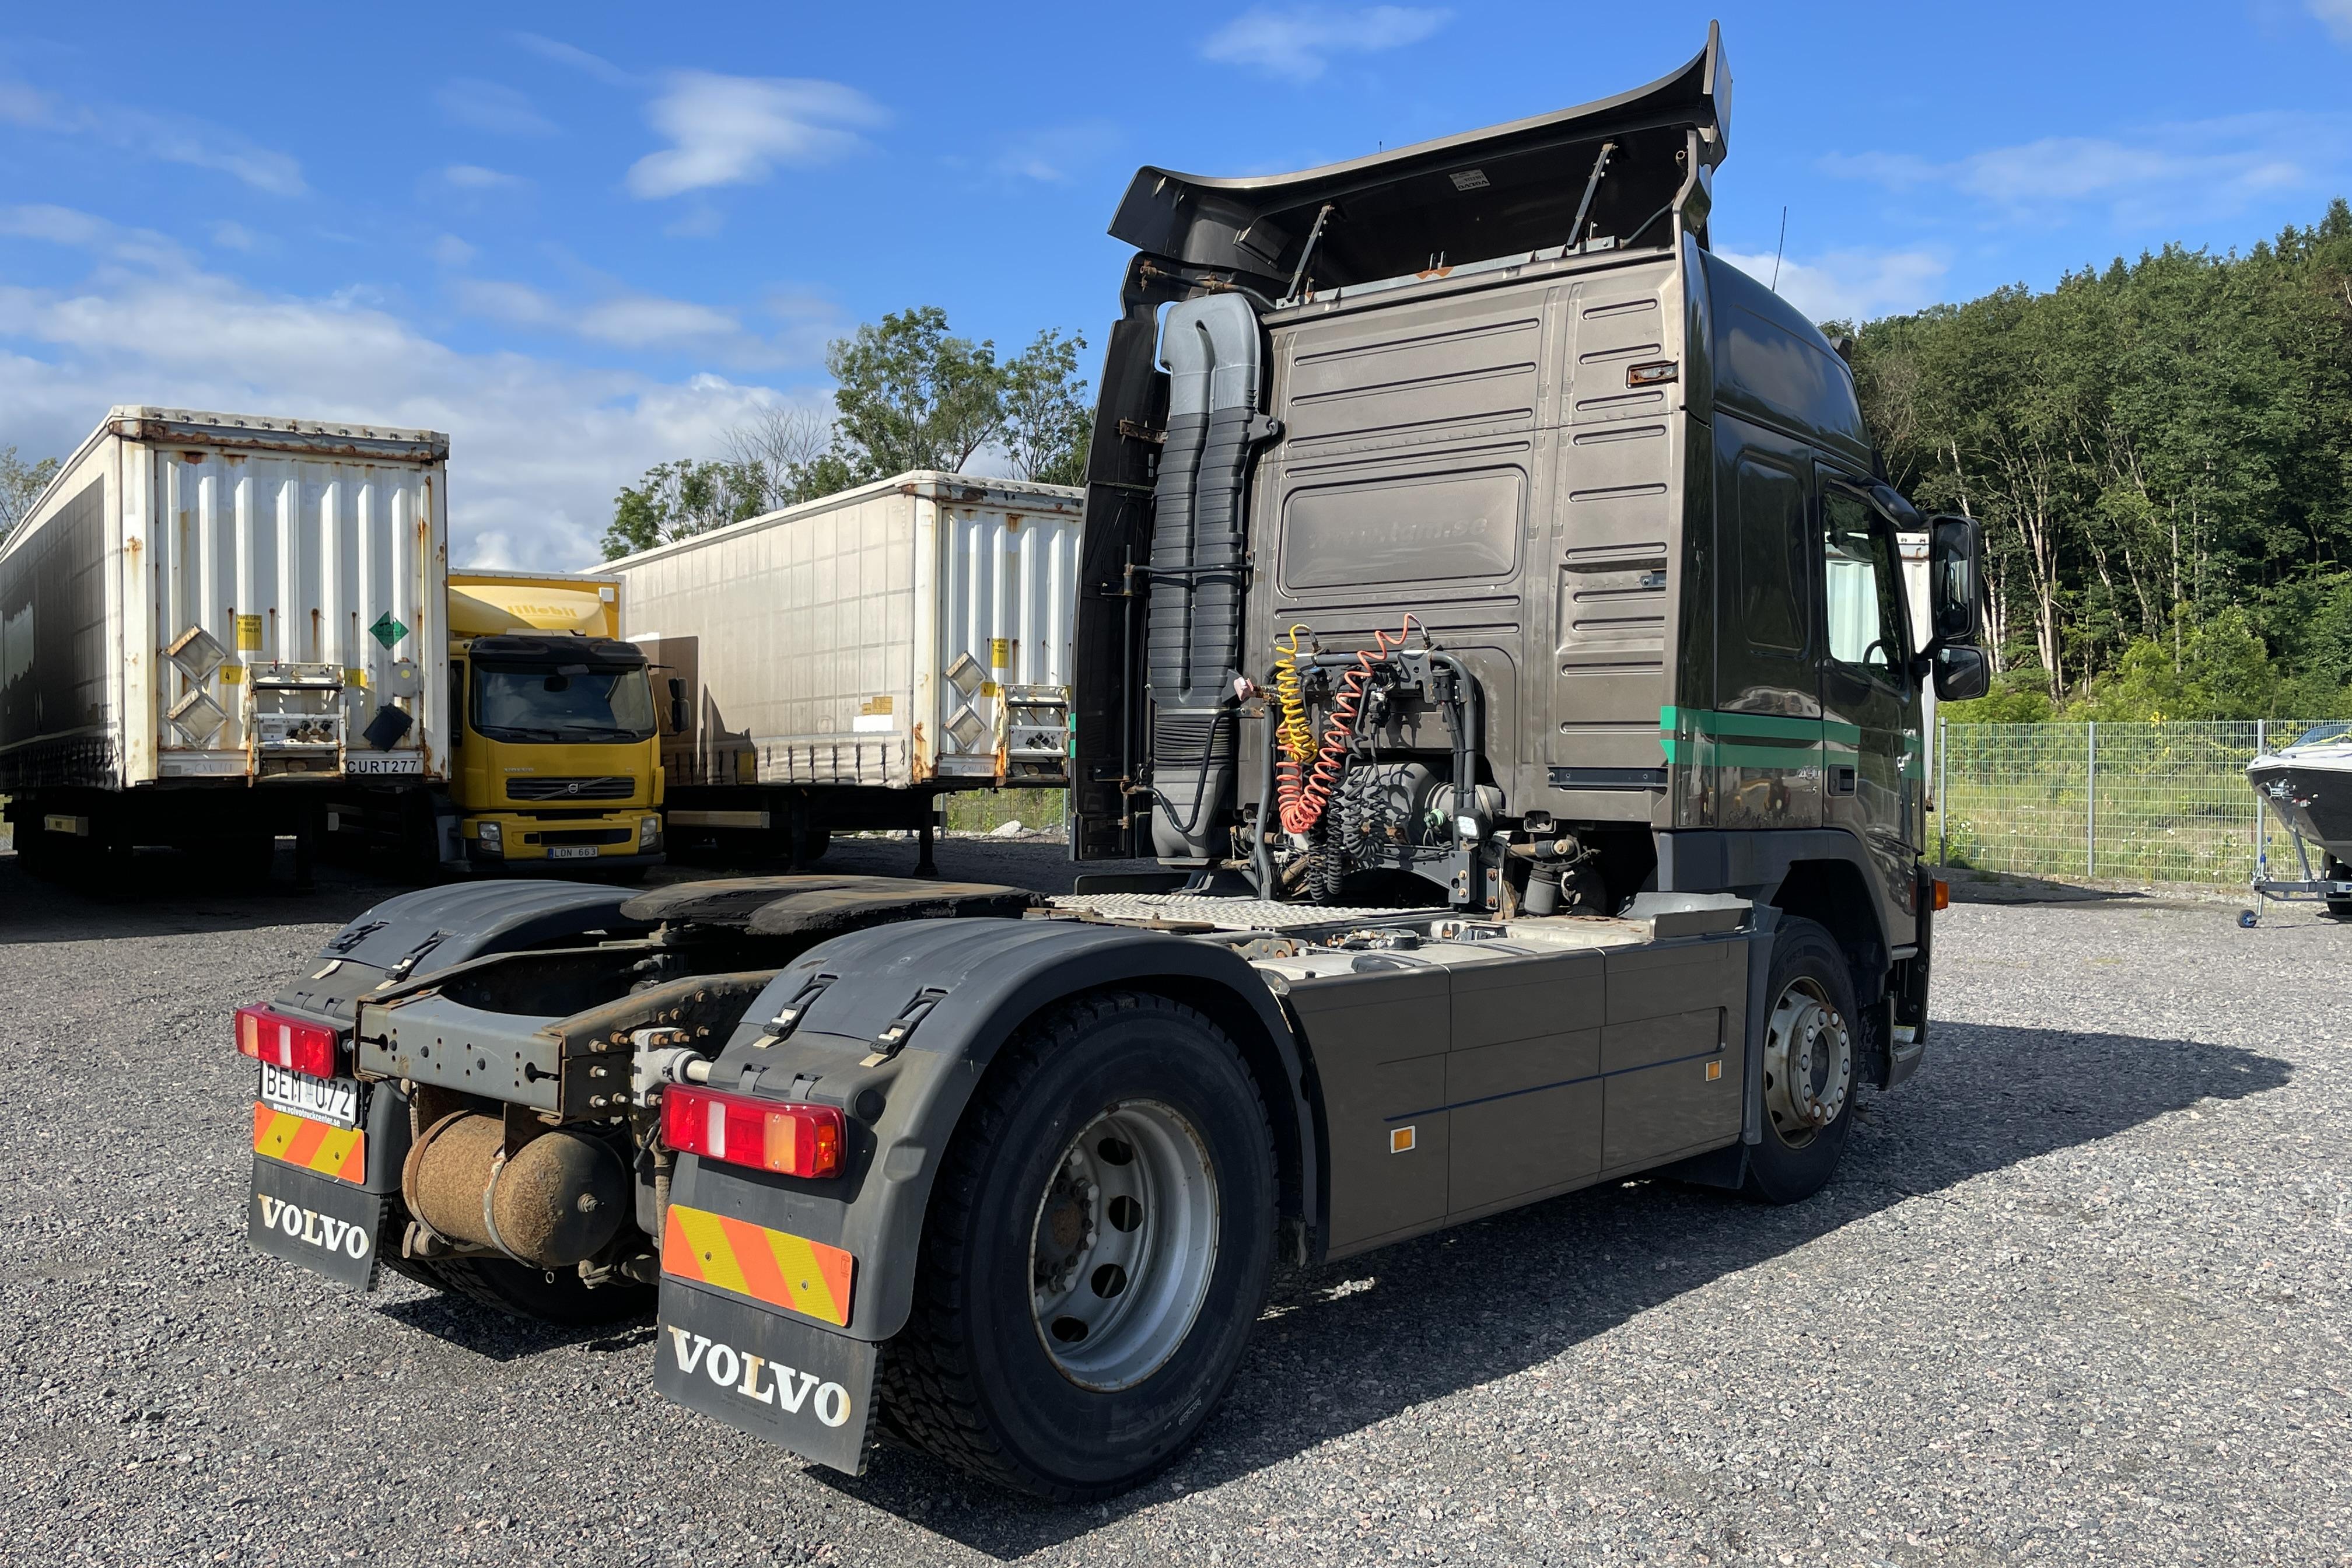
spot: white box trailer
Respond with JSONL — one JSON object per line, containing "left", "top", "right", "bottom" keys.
{"left": 603, "top": 471, "right": 1082, "bottom": 866}
{"left": 1, "top": 407, "right": 447, "bottom": 869}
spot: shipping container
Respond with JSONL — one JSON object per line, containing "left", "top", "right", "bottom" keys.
{"left": 603, "top": 471, "right": 1081, "bottom": 862}
{"left": 1, "top": 407, "right": 447, "bottom": 867}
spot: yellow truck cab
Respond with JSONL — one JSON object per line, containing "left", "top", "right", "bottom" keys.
{"left": 446, "top": 572, "right": 664, "bottom": 876}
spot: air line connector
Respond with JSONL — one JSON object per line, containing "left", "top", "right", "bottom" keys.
{"left": 630, "top": 1027, "right": 712, "bottom": 1109}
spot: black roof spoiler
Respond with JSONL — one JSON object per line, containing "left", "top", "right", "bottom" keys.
{"left": 1108, "top": 22, "right": 1730, "bottom": 290}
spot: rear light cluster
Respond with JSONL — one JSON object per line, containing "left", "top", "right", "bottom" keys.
{"left": 235, "top": 1005, "right": 343, "bottom": 1078}
{"left": 662, "top": 1085, "right": 844, "bottom": 1178}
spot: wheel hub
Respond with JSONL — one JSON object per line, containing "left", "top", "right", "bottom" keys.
{"left": 1027, "top": 1100, "right": 1220, "bottom": 1392}
{"left": 1762, "top": 976, "right": 1852, "bottom": 1147}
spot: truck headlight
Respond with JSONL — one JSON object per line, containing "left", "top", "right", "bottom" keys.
{"left": 639, "top": 815, "right": 661, "bottom": 848}
{"left": 478, "top": 821, "right": 503, "bottom": 855}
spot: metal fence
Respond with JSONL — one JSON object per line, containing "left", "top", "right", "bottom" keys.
{"left": 1935, "top": 719, "right": 2328, "bottom": 886}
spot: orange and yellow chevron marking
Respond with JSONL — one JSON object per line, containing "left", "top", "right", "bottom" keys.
{"left": 251, "top": 1103, "right": 366, "bottom": 1184}
{"left": 662, "top": 1203, "right": 854, "bottom": 1328}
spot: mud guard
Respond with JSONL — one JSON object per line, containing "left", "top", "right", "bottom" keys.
{"left": 655, "top": 1276, "right": 878, "bottom": 1474}
{"left": 664, "top": 916, "right": 1315, "bottom": 1349}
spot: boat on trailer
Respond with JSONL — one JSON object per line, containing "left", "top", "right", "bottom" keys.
{"left": 2242, "top": 722, "right": 2352, "bottom": 925}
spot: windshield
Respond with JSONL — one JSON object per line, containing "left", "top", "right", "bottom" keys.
{"left": 471, "top": 663, "right": 656, "bottom": 744}
{"left": 2289, "top": 722, "right": 2352, "bottom": 750}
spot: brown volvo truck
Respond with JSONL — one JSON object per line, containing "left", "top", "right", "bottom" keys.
{"left": 236, "top": 25, "right": 1990, "bottom": 1502}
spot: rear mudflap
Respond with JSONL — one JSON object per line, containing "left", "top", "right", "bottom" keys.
{"left": 248, "top": 1157, "right": 387, "bottom": 1290}
{"left": 656, "top": 1278, "right": 876, "bottom": 1476}
{"left": 246, "top": 1073, "right": 409, "bottom": 1290}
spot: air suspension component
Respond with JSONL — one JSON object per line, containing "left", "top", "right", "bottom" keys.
{"left": 402, "top": 1114, "right": 629, "bottom": 1268}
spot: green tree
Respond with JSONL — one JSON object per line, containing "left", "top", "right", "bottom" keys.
{"left": 1001, "top": 328, "right": 1093, "bottom": 485}
{"left": 1847, "top": 196, "right": 2352, "bottom": 715}
{"left": 827, "top": 306, "right": 1007, "bottom": 478}
{"left": 600, "top": 459, "right": 765, "bottom": 560}
{"left": 0, "top": 446, "right": 61, "bottom": 544}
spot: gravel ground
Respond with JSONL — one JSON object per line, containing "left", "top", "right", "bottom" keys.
{"left": 1, "top": 844, "right": 2346, "bottom": 1567}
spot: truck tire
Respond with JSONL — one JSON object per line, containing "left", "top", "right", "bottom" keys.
{"left": 1742, "top": 917, "right": 1860, "bottom": 1205}
{"left": 428, "top": 1255, "right": 654, "bottom": 1326}
{"left": 880, "top": 989, "right": 1276, "bottom": 1500}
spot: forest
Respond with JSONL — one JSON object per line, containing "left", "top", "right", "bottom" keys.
{"left": 1843, "top": 198, "right": 2352, "bottom": 723}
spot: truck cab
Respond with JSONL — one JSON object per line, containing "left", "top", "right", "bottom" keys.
{"left": 445, "top": 573, "right": 664, "bottom": 874}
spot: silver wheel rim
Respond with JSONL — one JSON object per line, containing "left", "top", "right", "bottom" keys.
{"left": 1027, "top": 1099, "right": 1220, "bottom": 1392}
{"left": 1762, "top": 976, "right": 1852, "bottom": 1149}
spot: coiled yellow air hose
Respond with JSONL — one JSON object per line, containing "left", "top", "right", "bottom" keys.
{"left": 1273, "top": 625, "right": 1315, "bottom": 766}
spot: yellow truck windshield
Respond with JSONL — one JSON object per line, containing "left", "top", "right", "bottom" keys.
{"left": 472, "top": 663, "right": 656, "bottom": 744}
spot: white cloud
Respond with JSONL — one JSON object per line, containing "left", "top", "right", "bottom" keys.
{"left": 1823, "top": 113, "right": 2343, "bottom": 228}
{"left": 578, "top": 296, "right": 738, "bottom": 349}
{"left": 0, "top": 205, "right": 791, "bottom": 570}
{"left": 1713, "top": 247, "right": 1950, "bottom": 327}
{"left": 1201, "top": 6, "right": 1450, "bottom": 81}
{"left": 208, "top": 220, "right": 262, "bottom": 253}
{"left": 626, "top": 72, "right": 887, "bottom": 198}
{"left": 510, "top": 31, "right": 638, "bottom": 89}
{"left": 438, "top": 78, "right": 556, "bottom": 137}
{"left": 2311, "top": 0, "right": 2352, "bottom": 43}
{"left": 431, "top": 234, "right": 477, "bottom": 268}
{"left": 0, "top": 81, "right": 305, "bottom": 195}
{"left": 450, "top": 273, "right": 831, "bottom": 367}
{"left": 663, "top": 202, "right": 728, "bottom": 240}
{"left": 443, "top": 163, "right": 527, "bottom": 191}
{"left": 453, "top": 278, "right": 564, "bottom": 328}
{"left": 989, "top": 121, "right": 1122, "bottom": 184}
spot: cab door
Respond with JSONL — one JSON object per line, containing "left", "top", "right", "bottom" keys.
{"left": 1815, "top": 476, "right": 1921, "bottom": 947}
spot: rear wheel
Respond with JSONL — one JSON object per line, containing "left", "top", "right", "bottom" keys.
{"left": 1742, "top": 917, "right": 1859, "bottom": 1204}
{"left": 2324, "top": 856, "right": 2352, "bottom": 922}
{"left": 881, "top": 989, "right": 1276, "bottom": 1501}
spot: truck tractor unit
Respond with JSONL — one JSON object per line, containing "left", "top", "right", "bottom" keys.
{"left": 324, "top": 571, "right": 666, "bottom": 876}
{"left": 239, "top": 27, "right": 1990, "bottom": 1502}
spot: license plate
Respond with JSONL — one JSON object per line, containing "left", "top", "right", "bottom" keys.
{"left": 259, "top": 1062, "right": 361, "bottom": 1128}
{"left": 547, "top": 845, "right": 598, "bottom": 860}
{"left": 345, "top": 753, "right": 421, "bottom": 776}
{"left": 249, "top": 1157, "right": 385, "bottom": 1291}
{"left": 656, "top": 1279, "right": 877, "bottom": 1476}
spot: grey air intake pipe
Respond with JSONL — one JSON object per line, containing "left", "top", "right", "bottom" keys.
{"left": 1149, "top": 293, "right": 1275, "bottom": 865}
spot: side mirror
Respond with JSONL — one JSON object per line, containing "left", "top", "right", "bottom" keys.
{"left": 1933, "top": 643, "right": 1989, "bottom": 702}
{"left": 1928, "top": 514, "right": 1983, "bottom": 644}
{"left": 667, "top": 677, "right": 688, "bottom": 736}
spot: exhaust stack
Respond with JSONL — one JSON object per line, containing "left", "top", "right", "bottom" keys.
{"left": 1149, "top": 293, "right": 1269, "bottom": 864}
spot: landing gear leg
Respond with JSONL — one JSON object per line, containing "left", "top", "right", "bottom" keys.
{"left": 915, "top": 804, "right": 939, "bottom": 880}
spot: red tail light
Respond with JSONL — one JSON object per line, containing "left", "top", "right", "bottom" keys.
{"left": 235, "top": 1005, "right": 342, "bottom": 1079}
{"left": 662, "top": 1085, "right": 844, "bottom": 1178}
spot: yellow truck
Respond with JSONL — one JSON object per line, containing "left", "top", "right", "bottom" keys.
{"left": 326, "top": 572, "right": 665, "bottom": 876}
{"left": 444, "top": 572, "right": 664, "bottom": 875}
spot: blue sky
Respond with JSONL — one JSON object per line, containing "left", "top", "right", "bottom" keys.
{"left": 4, "top": 2, "right": 2348, "bottom": 568}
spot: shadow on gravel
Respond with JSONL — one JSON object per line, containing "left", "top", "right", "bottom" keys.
{"left": 823, "top": 1020, "right": 2291, "bottom": 1555}
{"left": 374, "top": 1294, "right": 663, "bottom": 1362}
{"left": 0, "top": 848, "right": 392, "bottom": 943}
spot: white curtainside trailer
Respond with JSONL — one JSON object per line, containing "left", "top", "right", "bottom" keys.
{"left": 603, "top": 471, "right": 1082, "bottom": 867}
{"left": 1, "top": 407, "right": 447, "bottom": 873}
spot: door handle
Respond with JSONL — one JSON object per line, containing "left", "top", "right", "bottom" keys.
{"left": 1829, "top": 765, "right": 1857, "bottom": 796}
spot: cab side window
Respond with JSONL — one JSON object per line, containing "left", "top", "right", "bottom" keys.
{"left": 1735, "top": 455, "right": 1808, "bottom": 656}
{"left": 1821, "top": 491, "right": 1907, "bottom": 676}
